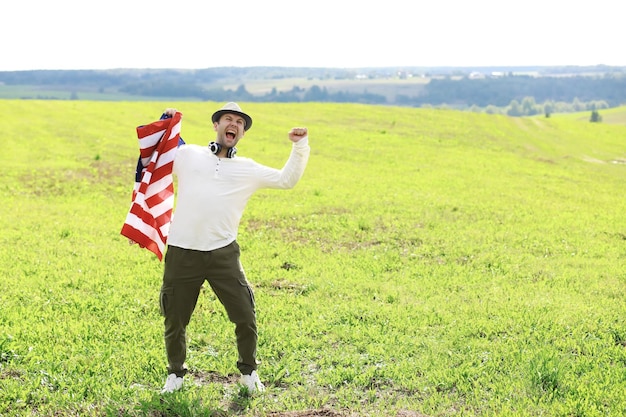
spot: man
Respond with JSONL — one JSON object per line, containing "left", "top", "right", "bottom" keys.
{"left": 159, "top": 102, "right": 310, "bottom": 394}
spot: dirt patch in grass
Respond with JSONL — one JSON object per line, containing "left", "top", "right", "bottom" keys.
{"left": 268, "top": 410, "right": 343, "bottom": 417}
{"left": 267, "top": 410, "right": 429, "bottom": 417}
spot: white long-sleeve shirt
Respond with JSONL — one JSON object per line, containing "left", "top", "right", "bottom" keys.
{"left": 166, "top": 138, "right": 310, "bottom": 251}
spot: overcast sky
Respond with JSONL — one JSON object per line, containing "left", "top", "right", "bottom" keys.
{"left": 3, "top": 0, "right": 622, "bottom": 71}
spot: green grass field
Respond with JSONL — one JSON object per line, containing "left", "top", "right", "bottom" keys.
{"left": 554, "top": 106, "right": 626, "bottom": 126}
{"left": 1, "top": 100, "right": 625, "bottom": 416}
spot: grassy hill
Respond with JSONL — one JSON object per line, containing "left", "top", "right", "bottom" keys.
{"left": 1, "top": 100, "right": 625, "bottom": 416}
{"left": 553, "top": 105, "right": 626, "bottom": 126}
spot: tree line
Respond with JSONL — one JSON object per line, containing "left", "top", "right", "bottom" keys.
{"left": 117, "top": 75, "right": 626, "bottom": 114}
{"left": 412, "top": 74, "right": 626, "bottom": 107}
{"left": 1, "top": 68, "right": 625, "bottom": 114}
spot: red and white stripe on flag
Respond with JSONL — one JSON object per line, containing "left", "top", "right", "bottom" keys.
{"left": 121, "top": 112, "right": 182, "bottom": 260}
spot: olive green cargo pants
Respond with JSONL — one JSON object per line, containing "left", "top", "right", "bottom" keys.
{"left": 160, "top": 242, "right": 258, "bottom": 377}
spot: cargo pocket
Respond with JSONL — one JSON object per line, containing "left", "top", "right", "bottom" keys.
{"left": 237, "top": 276, "right": 256, "bottom": 311}
{"left": 235, "top": 253, "right": 255, "bottom": 309}
{"left": 160, "top": 287, "right": 174, "bottom": 317}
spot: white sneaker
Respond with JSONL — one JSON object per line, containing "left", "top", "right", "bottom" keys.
{"left": 161, "top": 373, "right": 183, "bottom": 393}
{"left": 239, "top": 370, "right": 265, "bottom": 393}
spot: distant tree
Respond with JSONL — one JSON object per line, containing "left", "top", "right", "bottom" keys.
{"left": 507, "top": 99, "right": 522, "bottom": 116}
{"left": 572, "top": 97, "right": 584, "bottom": 111}
{"left": 485, "top": 105, "right": 500, "bottom": 114}
{"left": 543, "top": 101, "right": 554, "bottom": 117}
{"left": 395, "top": 94, "right": 413, "bottom": 105}
{"left": 303, "top": 85, "right": 329, "bottom": 101}
{"left": 586, "top": 100, "right": 609, "bottom": 110}
{"left": 590, "top": 110, "right": 602, "bottom": 123}
{"left": 521, "top": 96, "right": 539, "bottom": 115}
{"left": 235, "top": 84, "right": 253, "bottom": 100}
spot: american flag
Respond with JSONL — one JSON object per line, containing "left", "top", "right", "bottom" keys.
{"left": 121, "top": 112, "right": 183, "bottom": 260}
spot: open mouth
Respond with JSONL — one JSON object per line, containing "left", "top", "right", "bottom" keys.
{"left": 226, "top": 129, "right": 237, "bottom": 140}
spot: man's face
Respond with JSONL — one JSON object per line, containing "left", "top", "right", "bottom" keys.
{"left": 214, "top": 112, "right": 246, "bottom": 148}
